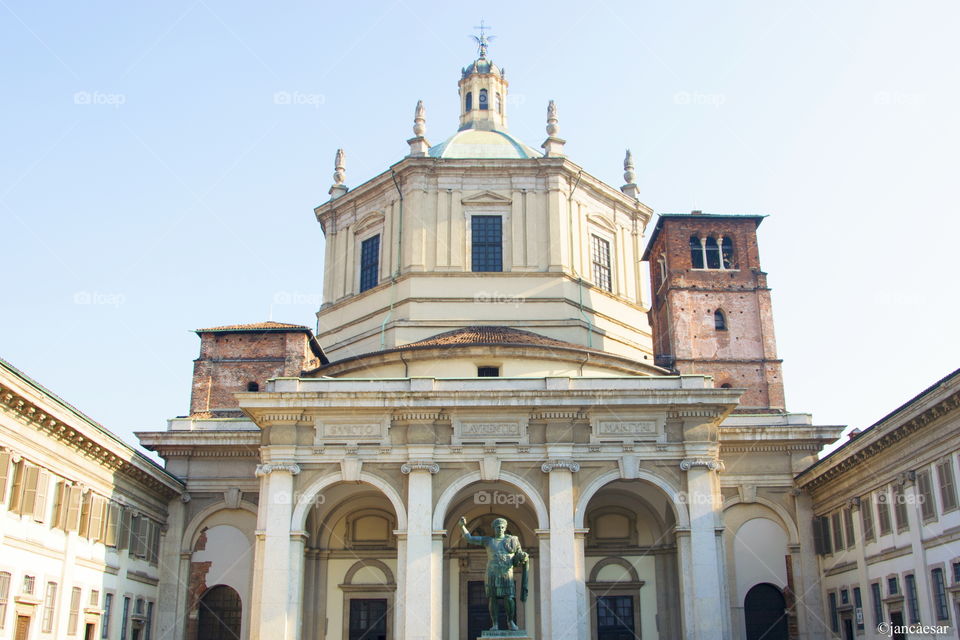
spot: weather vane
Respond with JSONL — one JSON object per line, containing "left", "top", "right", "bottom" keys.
{"left": 472, "top": 19, "right": 494, "bottom": 58}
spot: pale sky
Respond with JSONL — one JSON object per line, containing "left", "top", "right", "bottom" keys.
{"left": 2, "top": 1, "right": 958, "bottom": 454}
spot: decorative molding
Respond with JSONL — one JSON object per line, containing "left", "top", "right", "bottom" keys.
{"left": 541, "top": 459, "right": 581, "bottom": 473}
{"left": 679, "top": 458, "right": 724, "bottom": 472}
{"left": 180, "top": 492, "right": 192, "bottom": 504}
{"left": 255, "top": 463, "right": 301, "bottom": 477}
{"left": 400, "top": 461, "right": 439, "bottom": 474}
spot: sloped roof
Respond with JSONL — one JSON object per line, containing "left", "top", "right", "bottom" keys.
{"left": 399, "top": 326, "right": 594, "bottom": 351}
{"left": 195, "top": 321, "right": 309, "bottom": 333}
{"left": 428, "top": 129, "right": 542, "bottom": 159}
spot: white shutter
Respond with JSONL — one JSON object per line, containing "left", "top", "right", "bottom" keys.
{"left": 32, "top": 471, "right": 49, "bottom": 522}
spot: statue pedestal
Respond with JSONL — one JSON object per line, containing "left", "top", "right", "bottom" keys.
{"left": 479, "top": 631, "right": 532, "bottom": 639}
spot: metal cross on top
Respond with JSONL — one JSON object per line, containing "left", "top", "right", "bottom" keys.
{"left": 472, "top": 19, "right": 494, "bottom": 58}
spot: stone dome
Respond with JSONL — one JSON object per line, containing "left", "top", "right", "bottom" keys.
{"left": 428, "top": 128, "right": 542, "bottom": 159}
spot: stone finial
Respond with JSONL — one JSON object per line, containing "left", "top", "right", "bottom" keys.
{"left": 413, "top": 100, "right": 426, "bottom": 136}
{"left": 541, "top": 99, "right": 566, "bottom": 158}
{"left": 621, "top": 148, "right": 639, "bottom": 199}
{"left": 407, "top": 100, "right": 431, "bottom": 157}
{"left": 329, "top": 148, "right": 348, "bottom": 199}
{"left": 546, "top": 100, "right": 559, "bottom": 136}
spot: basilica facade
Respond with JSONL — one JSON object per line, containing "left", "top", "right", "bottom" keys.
{"left": 133, "top": 42, "right": 844, "bottom": 640}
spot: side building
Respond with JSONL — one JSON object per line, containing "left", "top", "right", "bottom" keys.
{"left": 797, "top": 369, "right": 960, "bottom": 639}
{"left": 0, "top": 358, "right": 183, "bottom": 640}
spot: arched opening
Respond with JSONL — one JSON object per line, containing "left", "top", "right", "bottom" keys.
{"left": 744, "top": 583, "right": 788, "bottom": 640}
{"left": 714, "top": 309, "right": 727, "bottom": 331}
{"left": 301, "top": 481, "right": 401, "bottom": 640}
{"left": 246, "top": 381, "right": 259, "bottom": 392}
{"left": 581, "top": 479, "right": 681, "bottom": 639}
{"left": 705, "top": 236, "right": 721, "bottom": 269}
{"left": 689, "top": 235, "right": 704, "bottom": 269}
{"left": 198, "top": 585, "right": 242, "bottom": 640}
{"left": 721, "top": 236, "right": 735, "bottom": 269}
{"left": 437, "top": 479, "right": 543, "bottom": 640}
{"left": 479, "top": 88, "right": 489, "bottom": 110}
{"left": 465, "top": 92, "right": 473, "bottom": 111}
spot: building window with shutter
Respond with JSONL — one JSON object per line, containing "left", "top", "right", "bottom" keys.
{"left": 843, "top": 508, "right": 855, "bottom": 548}
{"left": 893, "top": 483, "right": 910, "bottom": 531}
{"left": 359, "top": 234, "right": 380, "bottom": 293}
{"left": 917, "top": 469, "right": 937, "bottom": 520}
{"left": 877, "top": 488, "right": 893, "bottom": 535}
{"left": 905, "top": 574, "right": 920, "bottom": 623}
{"left": 0, "top": 572, "right": 10, "bottom": 630}
{"left": 0, "top": 450, "right": 10, "bottom": 504}
{"left": 861, "top": 496, "right": 875, "bottom": 541}
{"left": 937, "top": 460, "right": 958, "bottom": 512}
{"left": 68, "top": 586, "right": 82, "bottom": 634}
{"left": 471, "top": 216, "right": 502, "bottom": 272}
{"left": 831, "top": 512, "right": 844, "bottom": 550}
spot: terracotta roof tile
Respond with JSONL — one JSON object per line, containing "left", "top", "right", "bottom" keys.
{"left": 195, "top": 321, "right": 309, "bottom": 333}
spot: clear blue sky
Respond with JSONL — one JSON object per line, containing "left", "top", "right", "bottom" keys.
{"left": 3, "top": 1, "right": 958, "bottom": 454}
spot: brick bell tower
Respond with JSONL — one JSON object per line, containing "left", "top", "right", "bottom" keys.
{"left": 642, "top": 212, "right": 785, "bottom": 412}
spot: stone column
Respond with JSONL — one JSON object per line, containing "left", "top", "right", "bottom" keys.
{"left": 535, "top": 529, "right": 552, "bottom": 639}
{"left": 156, "top": 496, "right": 187, "bottom": 640}
{"left": 542, "top": 457, "right": 582, "bottom": 640}
{"left": 288, "top": 530, "right": 308, "bottom": 640}
{"left": 251, "top": 461, "right": 300, "bottom": 640}
{"left": 793, "top": 490, "right": 827, "bottom": 639}
{"left": 400, "top": 457, "right": 440, "bottom": 640}
{"left": 680, "top": 458, "right": 727, "bottom": 640}
{"left": 903, "top": 473, "right": 934, "bottom": 622}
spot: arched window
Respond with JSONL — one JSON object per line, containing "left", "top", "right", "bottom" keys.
{"left": 198, "top": 585, "right": 242, "bottom": 640}
{"left": 496, "top": 92, "right": 502, "bottom": 114}
{"left": 705, "top": 236, "right": 721, "bottom": 269}
{"left": 479, "top": 88, "right": 489, "bottom": 110}
{"left": 465, "top": 92, "right": 473, "bottom": 111}
{"left": 720, "top": 383, "right": 732, "bottom": 389}
{"left": 714, "top": 309, "right": 727, "bottom": 331}
{"left": 246, "top": 381, "right": 259, "bottom": 392}
{"left": 689, "top": 236, "right": 704, "bottom": 269}
{"left": 721, "top": 236, "right": 735, "bottom": 269}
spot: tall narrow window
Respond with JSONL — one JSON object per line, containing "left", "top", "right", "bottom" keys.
{"left": 937, "top": 460, "right": 958, "bottom": 512}
{"left": 689, "top": 236, "right": 704, "bottom": 268}
{"left": 591, "top": 235, "right": 612, "bottom": 292}
{"left": 853, "top": 587, "right": 864, "bottom": 630}
{"left": 0, "top": 572, "right": 9, "bottom": 630}
{"left": 714, "top": 309, "right": 727, "bottom": 331}
{"left": 102, "top": 593, "right": 113, "bottom": 639}
{"left": 145, "top": 601, "right": 155, "bottom": 640}
{"left": 918, "top": 469, "right": 937, "bottom": 520}
{"left": 871, "top": 582, "right": 883, "bottom": 625}
{"left": 42, "top": 582, "right": 57, "bottom": 632}
{"left": 0, "top": 450, "right": 10, "bottom": 504}
{"left": 471, "top": 216, "right": 502, "bottom": 272}
{"left": 893, "top": 483, "right": 910, "bottom": 530}
{"left": 905, "top": 574, "right": 919, "bottom": 623}
{"left": 657, "top": 254, "right": 667, "bottom": 285}
{"left": 877, "top": 489, "right": 892, "bottom": 535}
{"left": 888, "top": 576, "right": 899, "bottom": 595}
{"left": 828, "top": 592, "right": 839, "bottom": 632}
{"left": 359, "top": 234, "right": 380, "bottom": 293}
{"left": 479, "top": 88, "right": 488, "bottom": 110}
{"left": 861, "top": 496, "right": 875, "bottom": 541}
{"left": 495, "top": 92, "right": 502, "bottom": 114}
{"left": 465, "top": 92, "right": 472, "bottom": 111}
{"left": 68, "top": 586, "right": 81, "bottom": 634}
{"left": 705, "top": 236, "right": 721, "bottom": 269}
{"left": 721, "top": 235, "right": 735, "bottom": 269}
{"left": 121, "top": 596, "right": 130, "bottom": 640}
{"left": 932, "top": 568, "right": 949, "bottom": 620}
{"left": 831, "top": 512, "right": 844, "bottom": 550}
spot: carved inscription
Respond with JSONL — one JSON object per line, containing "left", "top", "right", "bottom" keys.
{"left": 597, "top": 420, "right": 657, "bottom": 436}
{"left": 321, "top": 423, "right": 382, "bottom": 438}
{"left": 461, "top": 422, "right": 520, "bottom": 437}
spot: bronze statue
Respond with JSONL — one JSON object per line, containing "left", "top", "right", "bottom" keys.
{"left": 458, "top": 515, "right": 529, "bottom": 632}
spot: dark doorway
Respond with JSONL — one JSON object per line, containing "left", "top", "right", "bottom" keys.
{"left": 890, "top": 611, "right": 905, "bottom": 640}
{"left": 744, "top": 583, "right": 788, "bottom": 640}
{"left": 596, "top": 595, "right": 636, "bottom": 640}
{"left": 14, "top": 616, "right": 30, "bottom": 640}
{"left": 348, "top": 598, "right": 387, "bottom": 640}
{"left": 85, "top": 623, "right": 96, "bottom": 640}
{"left": 197, "top": 585, "right": 242, "bottom": 640}
{"left": 467, "top": 580, "right": 508, "bottom": 640}
{"left": 843, "top": 617, "right": 854, "bottom": 639}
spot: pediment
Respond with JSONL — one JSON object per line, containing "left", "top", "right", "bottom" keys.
{"left": 587, "top": 213, "right": 617, "bottom": 233}
{"left": 354, "top": 211, "right": 385, "bottom": 234}
{"left": 461, "top": 190, "right": 513, "bottom": 205}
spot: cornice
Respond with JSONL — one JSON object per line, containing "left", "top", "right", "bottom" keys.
{"left": 797, "top": 389, "right": 960, "bottom": 491}
{"left": 0, "top": 383, "right": 182, "bottom": 499}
